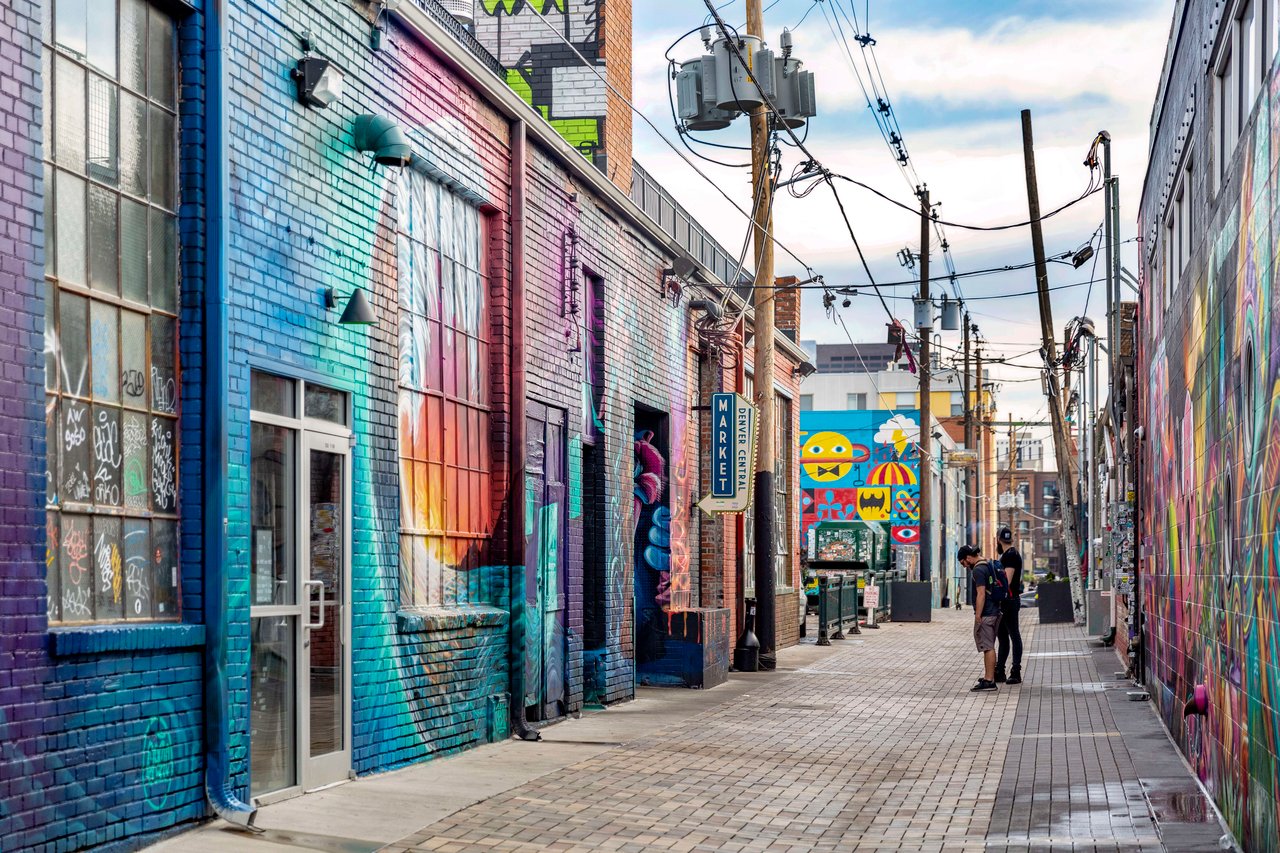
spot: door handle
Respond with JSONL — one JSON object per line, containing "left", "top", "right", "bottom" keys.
{"left": 304, "top": 579, "right": 326, "bottom": 630}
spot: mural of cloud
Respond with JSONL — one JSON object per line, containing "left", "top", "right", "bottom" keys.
{"left": 874, "top": 415, "right": 920, "bottom": 455}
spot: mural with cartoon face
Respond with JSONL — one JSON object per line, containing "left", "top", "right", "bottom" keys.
{"left": 798, "top": 411, "right": 921, "bottom": 549}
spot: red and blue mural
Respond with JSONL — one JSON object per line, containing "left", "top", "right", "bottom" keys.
{"left": 799, "top": 410, "right": 922, "bottom": 549}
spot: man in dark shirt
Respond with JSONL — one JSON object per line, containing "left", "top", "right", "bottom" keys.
{"left": 961, "top": 545, "right": 999, "bottom": 692}
{"left": 995, "top": 527, "right": 1024, "bottom": 685}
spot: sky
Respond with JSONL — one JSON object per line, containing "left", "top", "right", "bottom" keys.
{"left": 629, "top": 0, "right": 1174, "bottom": 448}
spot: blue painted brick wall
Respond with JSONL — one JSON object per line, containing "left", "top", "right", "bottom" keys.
{"left": 0, "top": 3, "right": 211, "bottom": 851}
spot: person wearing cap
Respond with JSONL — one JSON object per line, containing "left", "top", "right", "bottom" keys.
{"left": 995, "top": 526, "right": 1025, "bottom": 685}
{"left": 960, "top": 544, "right": 1000, "bottom": 692}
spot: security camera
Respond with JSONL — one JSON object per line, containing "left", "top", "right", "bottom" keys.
{"left": 1134, "top": 425, "right": 1146, "bottom": 441}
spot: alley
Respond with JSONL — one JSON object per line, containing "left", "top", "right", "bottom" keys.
{"left": 153, "top": 610, "right": 1226, "bottom": 853}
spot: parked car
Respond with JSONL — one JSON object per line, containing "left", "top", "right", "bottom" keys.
{"left": 1020, "top": 588, "right": 1038, "bottom": 608}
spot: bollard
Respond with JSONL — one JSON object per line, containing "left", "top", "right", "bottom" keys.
{"left": 816, "top": 575, "right": 831, "bottom": 646}
{"left": 831, "top": 575, "right": 845, "bottom": 640}
{"left": 849, "top": 571, "right": 860, "bottom": 630}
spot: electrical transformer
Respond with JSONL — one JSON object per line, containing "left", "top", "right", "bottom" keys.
{"left": 676, "top": 57, "right": 741, "bottom": 131}
{"left": 674, "top": 29, "right": 817, "bottom": 134}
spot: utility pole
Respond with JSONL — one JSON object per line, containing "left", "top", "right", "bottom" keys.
{"left": 1006, "top": 417, "right": 1016, "bottom": 534}
{"left": 746, "top": 0, "right": 777, "bottom": 670}
{"left": 974, "top": 340, "right": 984, "bottom": 547}
{"left": 1020, "top": 109, "right": 1085, "bottom": 623}
{"left": 962, "top": 312, "right": 973, "bottom": 545}
{"left": 917, "top": 187, "right": 933, "bottom": 586}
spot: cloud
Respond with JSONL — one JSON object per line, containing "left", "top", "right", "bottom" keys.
{"left": 875, "top": 414, "right": 920, "bottom": 448}
{"left": 629, "top": 4, "right": 1170, "bottom": 431}
{"left": 801, "top": 15, "right": 1169, "bottom": 115}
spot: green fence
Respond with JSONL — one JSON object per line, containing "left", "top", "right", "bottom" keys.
{"left": 816, "top": 574, "right": 862, "bottom": 645}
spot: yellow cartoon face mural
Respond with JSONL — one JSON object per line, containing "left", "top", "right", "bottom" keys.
{"left": 800, "top": 431, "right": 869, "bottom": 482}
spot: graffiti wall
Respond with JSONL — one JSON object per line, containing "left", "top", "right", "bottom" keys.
{"left": 799, "top": 410, "right": 922, "bottom": 552}
{"left": 474, "top": 0, "right": 608, "bottom": 160}
{"left": 0, "top": 2, "right": 212, "bottom": 849}
{"left": 1138, "top": 21, "right": 1280, "bottom": 849}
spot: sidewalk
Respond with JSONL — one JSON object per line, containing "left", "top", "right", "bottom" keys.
{"left": 150, "top": 609, "right": 1232, "bottom": 853}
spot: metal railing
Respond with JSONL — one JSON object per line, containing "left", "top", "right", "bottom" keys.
{"left": 408, "top": 0, "right": 506, "bottom": 78}
{"left": 816, "top": 574, "right": 862, "bottom": 645}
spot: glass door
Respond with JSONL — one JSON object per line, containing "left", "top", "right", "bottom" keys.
{"left": 302, "top": 431, "right": 350, "bottom": 789}
{"left": 250, "top": 421, "right": 300, "bottom": 799}
{"left": 249, "top": 372, "right": 353, "bottom": 800}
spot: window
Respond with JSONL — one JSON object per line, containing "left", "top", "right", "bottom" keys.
{"left": 950, "top": 392, "right": 964, "bottom": 417}
{"left": 743, "top": 373, "right": 754, "bottom": 594}
{"left": 1241, "top": 1, "right": 1259, "bottom": 124}
{"left": 895, "top": 392, "right": 916, "bottom": 408}
{"left": 1217, "top": 41, "right": 1236, "bottom": 185}
{"left": 799, "top": 394, "right": 813, "bottom": 411}
{"left": 44, "top": 0, "right": 180, "bottom": 624}
{"left": 396, "top": 171, "right": 492, "bottom": 607}
{"left": 774, "top": 394, "right": 792, "bottom": 588}
{"left": 1164, "top": 156, "right": 1193, "bottom": 309}
{"left": 846, "top": 392, "right": 866, "bottom": 410}
{"left": 1268, "top": 0, "right": 1280, "bottom": 65}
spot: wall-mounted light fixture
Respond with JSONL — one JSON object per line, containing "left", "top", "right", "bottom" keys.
{"left": 292, "top": 55, "right": 343, "bottom": 108}
{"left": 353, "top": 115, "right": 412, "bottom": 167}
{"left": 792, "top": 362, "right": 817, "bottom": 380}
{"left": 325, "top": 287, "right": 378, "bottom": 325}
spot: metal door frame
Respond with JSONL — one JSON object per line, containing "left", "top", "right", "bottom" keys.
{"left": 300, "top": 429, "right": 352, "bottom": 791}
{"left": 248, "top": 375, "right": 352, "bottom": 803}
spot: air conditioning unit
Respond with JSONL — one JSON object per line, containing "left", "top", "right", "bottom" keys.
{"left": 438, "top": 0, "right": 475, "bottom": 26}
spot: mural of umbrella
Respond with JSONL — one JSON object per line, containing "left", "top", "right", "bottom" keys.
{"left": 867, "top": 460, "right": 917, "bottom": 486}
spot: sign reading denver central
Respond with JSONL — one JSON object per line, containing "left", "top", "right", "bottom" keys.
{"left": 700, "top": 393, "right": 757, "bottom": 514}
{"left": 711, "top": 393, "right": 735, "bottom": 497}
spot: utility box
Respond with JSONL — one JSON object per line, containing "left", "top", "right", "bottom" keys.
{"left": 1086, "top": 589, "right": 1113, "bottom": 636}
{"left": 712, "top": 35, "right": 768, "bottom": 111}
{"left": 676, "top": 57, "right": 740, "bottom": 131}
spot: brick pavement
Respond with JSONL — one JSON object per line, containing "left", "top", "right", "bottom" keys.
{"left": 377, "top": 607, "right": 1233, "bottom": 853}
{"left": 382, "top": 609, "right": 1015, "bottom": 852}
{"left": 152, "top": 605, "right": 1234, "bottom": 852}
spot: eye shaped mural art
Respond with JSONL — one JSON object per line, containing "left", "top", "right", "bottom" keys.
{"left": 798, "top": 410, "right": 922, "bottom": 553}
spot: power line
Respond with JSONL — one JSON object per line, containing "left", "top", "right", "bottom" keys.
{"left": 832, "top": 174, "right": 1104, "bottom": 231}
{"left": 524, "top": 4, "right": 817, "bottom": 275}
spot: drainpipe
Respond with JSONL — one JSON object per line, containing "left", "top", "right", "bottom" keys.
{"left": 508, "top": 120, "right": 539, "bottom": 741}
{"left": 202, "top": 0, "right": 258, "bottom": 827}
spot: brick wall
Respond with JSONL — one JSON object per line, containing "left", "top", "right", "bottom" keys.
{"left": 472, "top": 0, "right": 631, "bottom": 193}
{"left": 0, "top": 4, "right": 209, "bottom": 851}
{"left": 1138, "top": 2, "right": 1280, "bottom": 847}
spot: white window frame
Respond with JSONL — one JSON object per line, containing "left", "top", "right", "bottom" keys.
{"left": 1216, "top": 37, "right": 1237, "bottom": 189}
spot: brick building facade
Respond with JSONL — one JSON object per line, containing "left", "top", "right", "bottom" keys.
{"left": 0, "top": 0, "right": 810, "bottom": 849}
{"left": 1139, "top": 0, "right": 1280, "bottom": 847}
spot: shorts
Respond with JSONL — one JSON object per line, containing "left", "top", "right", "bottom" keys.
{"left": 974, "top": 614, "right": 1000, "bottom": 652}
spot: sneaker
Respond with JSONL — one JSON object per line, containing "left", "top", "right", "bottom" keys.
{"left": 970, "top": 680, "right": 998, "bottom": 692}
{"left": 1007, "top": 670, "right": 1022, "bottom": 685}
{"left": 994, "top": 670, "right": 1007, "bottom": 684}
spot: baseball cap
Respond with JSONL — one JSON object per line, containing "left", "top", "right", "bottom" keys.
{"left": 998, "top": 527, "right": 1013, "bottom": 544}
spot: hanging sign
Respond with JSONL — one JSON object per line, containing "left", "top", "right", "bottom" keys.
{"left": 699, "top": 392, "right": 757, "bottom": 514}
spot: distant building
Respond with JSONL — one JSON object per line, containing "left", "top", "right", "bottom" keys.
{"left": 994, "top": 469, "right": 1065, "bottom": 578}
{"left": 995, "top": 436, "right": 1046, "bottom": 471}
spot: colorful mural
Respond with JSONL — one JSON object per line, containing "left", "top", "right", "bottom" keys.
{"left": 1138, "top": 58, "right": 1280, "bottom": 851}
{"left": 474, "top": 0, "right": 607, "bottom": 160}
{"left": 799, "top": 410, "right": 922, "bottom": 550}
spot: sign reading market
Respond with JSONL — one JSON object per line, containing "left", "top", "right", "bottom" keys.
{"left": 699, "top": 392, "right": 757, "bottom": 514}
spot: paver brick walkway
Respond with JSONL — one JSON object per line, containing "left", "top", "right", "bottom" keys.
{"left": 380, "top": 608, "right": 1223, "bottom": 852}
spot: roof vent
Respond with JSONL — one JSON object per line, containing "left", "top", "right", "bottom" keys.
{"left": 438, "top": 0, "right": 475, "bottom": 26}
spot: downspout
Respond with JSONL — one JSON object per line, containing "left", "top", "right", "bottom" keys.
{"left": 508, "top": 120, "right": 539, "bottom": 741}
{"left": 203, "top": 0, "right": 258, "bottom": 827}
